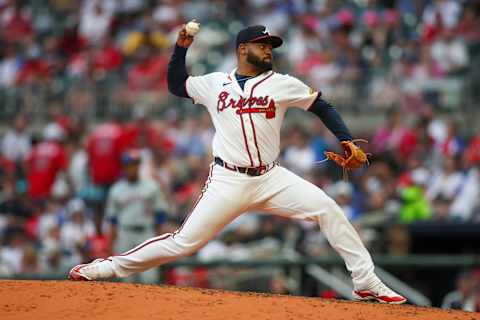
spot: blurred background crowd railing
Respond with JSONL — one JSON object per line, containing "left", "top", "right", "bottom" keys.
{"left": 1, "top": 0, "right": 480, "bottom": 312}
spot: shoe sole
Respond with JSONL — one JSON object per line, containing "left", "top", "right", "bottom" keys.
{"left": 353, "top": 293, "right": 407, "bottom": 304}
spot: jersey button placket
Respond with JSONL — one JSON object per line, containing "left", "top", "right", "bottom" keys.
{"left": 239, "top": 91, "right": 255, "bottom": 167}
{"left": 246, "top": 90, "right": 257, "bottom": 159}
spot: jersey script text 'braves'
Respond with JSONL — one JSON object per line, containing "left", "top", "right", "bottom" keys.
{"left": 217, "top": 91, "right": 276, "bottom": 119}
{"left": 186, "top": 69, "right": 318, "bottom": 167}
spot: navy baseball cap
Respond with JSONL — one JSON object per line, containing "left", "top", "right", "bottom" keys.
{"left": 236, "top": 25, "right": 283, "bottom": 48}
{"left": 122, "top": 149, "right": 141, "bottom": 165}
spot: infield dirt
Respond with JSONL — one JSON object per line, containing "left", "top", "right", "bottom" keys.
{"left": 0, "top": 280, "right": 478, "bottom": 320}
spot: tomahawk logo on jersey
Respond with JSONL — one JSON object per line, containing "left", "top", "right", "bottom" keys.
{"left": 185, "top": 70, "right": 318, "bottom": 167}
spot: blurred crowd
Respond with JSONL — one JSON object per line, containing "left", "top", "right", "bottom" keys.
{"left": 441, "top": 269, "right": 480, "bottom": 312}
{"left": 0, "top": 0, "right": 480, "bottom": 309}
{"left": 0, "top": 0, "right": 478, "bottom": 117}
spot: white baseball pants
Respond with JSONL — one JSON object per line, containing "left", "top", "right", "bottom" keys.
{"left": 115, "top": 228, "right": 158, "bottom": 284}
{"left": 110, "top": 163, "right": 378, "bottom": 290}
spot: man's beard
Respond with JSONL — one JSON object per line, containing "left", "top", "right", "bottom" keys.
{"left": 247, "top": 51, "right": 272, "bottom": 71}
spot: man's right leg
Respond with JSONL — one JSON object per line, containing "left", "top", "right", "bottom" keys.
{"left": 69, "top": 164, "right": 250, "bottom": 280}
{"left": 253, "top": 166, "right": 406, "bottom": 304}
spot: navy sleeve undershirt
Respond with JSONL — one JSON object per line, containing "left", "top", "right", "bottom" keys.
{"left": 167, "top": 45, "right": 189, "bottom": 98}
{"left": 308, "top": 97, "right": 352, "bottom": 142}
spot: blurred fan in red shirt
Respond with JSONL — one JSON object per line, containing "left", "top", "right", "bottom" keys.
{"left": 0, "top": 1, "right": 33, "bottom": 44}
{"left": 92, "top": 35, "right": 122, "bottom": 74}
{"left": 25, "top": 124, "right": 67, "bottom": 199}
{"left": 86, "top": 116, "right": 129, "bottom": 187}
{"left": 127, "top": 44, "right": 168, "bottom": 92}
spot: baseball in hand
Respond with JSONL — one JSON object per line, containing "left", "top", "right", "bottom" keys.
{"left": 185, "top": 21, "right": 200, "bottom": 36}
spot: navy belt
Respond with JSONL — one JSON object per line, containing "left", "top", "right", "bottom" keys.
{"left": 214, "top": 157, "right": 276, "bottom": 176}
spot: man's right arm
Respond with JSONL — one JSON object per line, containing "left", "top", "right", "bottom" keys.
{"left": 167, "top": 45, "right": 189, "bottom": 98}
{"left": 167, "top": 25, "right": 195, "bottom": 98}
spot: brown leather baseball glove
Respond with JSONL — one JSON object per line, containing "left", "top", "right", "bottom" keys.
{"left": 324, "top": 139, "right": 369, "bottom": 170}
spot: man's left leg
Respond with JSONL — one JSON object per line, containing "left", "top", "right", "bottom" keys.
{"left": 115, "top": 230, "right": 159, "bottom": 284}
{"left": 254, "top": 166, "right": 406, "bottom": 304}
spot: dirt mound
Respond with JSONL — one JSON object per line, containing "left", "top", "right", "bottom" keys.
{"left": 0, "top": 280, "right": 478, "bottom": 320}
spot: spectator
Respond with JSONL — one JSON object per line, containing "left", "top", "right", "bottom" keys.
{"left": 36, "top": 200, "right": 61, "bottom": 242}
{"left": 105, "top": 149, "right": 168, "bottom": 283}
{"left": 124, "top": 107, "right": 161, "bottom": 150}
{"left": 449, "top": 156, "right": 480, "bottom": 221}
{"left": 87, "top": 213, "right": 110, "bottom": 259}
{"left": 422, "top": 0, "right": 461, "bottom": 41}
{"left": 309, "top": 124, "right": 333, "bottom": 163}
{"left": 127, "top": 44, "right": 168, "bottom": 92}
{"left": 79, "top": 0, "right": 114, "bottom": 46}
{"left": 15, "top": 42, "right": 52, "bottom": 86}
{"left": 430, "top": 28, "right": 469, "bottom": 75}
{"left": 25, "top": 124, "right": 68, "bottom": 199}
{"left": 372, "top": 108, "right": 409, "bottom": 154}
{"left": 0, "top": 0, "right": 33, "bottom": 44}
{"left": 39, "top": 224, "right": 63, "bottom": 274}
{"left": 427, "top": 156, "right": 464, "bottom": 205}
{"left": 20, "top": 244, "right": 41, "bottom": 274}
{"left": 283, "top": 126, "right": 315, "bottom": 175}
{"left": 0, "top": 177, "right": 32, "bottom": 221}
{"left": 465, "top": 131, "right": 480, "bottom": 166}
{"left": 327, "top": 181, "right": 359, "bottom": 221}
{"left": 91, "top": 35, "right": 123, "bottom": 75}
{"left": 1, "top": 113, "right": 31, "bottom": 165}
{"left": 457, "top": 2, "right": 480, "bottom": 44}
{"left": 0, "top": 228, "right": 27, "bottom": 275}
{"left": 59, "top": 25, "right": 89, "bottom": 58}
{"left": 60, "top": 199, "right": 95, "bottom": 265}
{"left": 0, "top": 45, "right": 20, "bottom": 87}
{"left": 68, "top": 136, "right": 88, "bottom": 196}
{"left": 438, "top": 120, "right": 464, "bottom": 158}
{"left": 442, "top": 270, "right": 477, "bottom": 311}
{"left": 86, "top": 115, "right": 129, "bottom": 199}
{"left": 398, "top": 168, "right": 432, "bottom": 224}
{"left": 174, "top": 117, "right": 208, "bottom": 158}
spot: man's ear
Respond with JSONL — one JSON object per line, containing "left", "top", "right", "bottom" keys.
{"left": 238, "top": 44, "right": 247, "bottom": 56}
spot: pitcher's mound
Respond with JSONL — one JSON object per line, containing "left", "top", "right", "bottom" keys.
{"left": 0, "top": 280, "right": 478, "bottom": 320}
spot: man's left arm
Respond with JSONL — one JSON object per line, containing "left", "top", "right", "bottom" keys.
{"left": 308, "top": 97, "right": 369, "bottom": 169}
{"left": 281, "top": 75, "right": 367, "bottom": 168}
{"left": 307, "top": 96, "right": 352, "bottom": 142}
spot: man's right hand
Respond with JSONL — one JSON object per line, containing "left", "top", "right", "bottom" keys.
{"left": 176, "top": 25, "right": 194, "bottom": 48}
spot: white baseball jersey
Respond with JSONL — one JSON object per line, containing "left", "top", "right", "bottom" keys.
{"left": 185, "top": 68, "right": 319, "bottom": 167}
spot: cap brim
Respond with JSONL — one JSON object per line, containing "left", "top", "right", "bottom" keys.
{"left": 249, "top": 35, "right": 283, "bottom": 48}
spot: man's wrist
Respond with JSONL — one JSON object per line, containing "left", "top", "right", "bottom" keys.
{"left": 175, "top": 43, "right": 189, "bottom": 51}
{"left": 338, "top": 135, "right": 353, "bottom": 142}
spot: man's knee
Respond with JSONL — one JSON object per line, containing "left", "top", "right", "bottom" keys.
{"left": 171, "top": 235, "right": 203, "bottom": 256}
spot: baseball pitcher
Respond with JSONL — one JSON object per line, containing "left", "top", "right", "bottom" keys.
{"left": 69, "top": 23, "right": 406, "bottom": 304}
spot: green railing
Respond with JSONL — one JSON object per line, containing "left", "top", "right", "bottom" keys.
{"left": 2, "top": 254, "right": 479, "bottom": 281}
{"left": 168, "top": 254, "right": 480, "bottom": 268}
